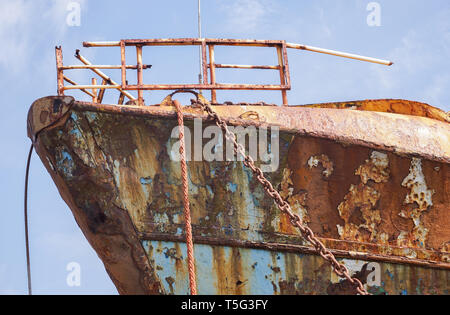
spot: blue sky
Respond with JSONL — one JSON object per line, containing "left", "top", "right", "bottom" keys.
{"left": 0, "top": 0, "right": 448, "bottom": 294}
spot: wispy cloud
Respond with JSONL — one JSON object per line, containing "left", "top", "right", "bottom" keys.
{"left": 0, "top": 0, "right": 33, "bottom": 72}
{"left": 316, "top": 6, "right": 332, "bottom": 38}
{"left": 219, "top": 0, "right": 275, "bottom": 34}
{"left": 370, "top": 30, "right": 433, "bottom": 91}
{"left": 0, "top": 0, "right": 87, "bottom": 75}
{"left": 367, "top": 7, "right": 450, "bottom": 110}
{"left": 423, "top": 74, "right": 450, "bottom": 108}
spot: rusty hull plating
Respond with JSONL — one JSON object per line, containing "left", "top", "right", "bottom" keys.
{"left": 27, "top": 96, "right": 449, "bottom": 294}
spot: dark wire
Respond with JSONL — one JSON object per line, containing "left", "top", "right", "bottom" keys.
{"left": 24, "top": 143, "right": 33, "bottom": 295}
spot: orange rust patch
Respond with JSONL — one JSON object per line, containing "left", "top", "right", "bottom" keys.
{"left": 337, "top": 151, "right": 390, "bottom": 243}
{"left": 280, "top": 168, "right": 310, "bottom": 225}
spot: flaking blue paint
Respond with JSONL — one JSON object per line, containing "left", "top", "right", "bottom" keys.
{"left": 140, "top": 177, "right": 153, "bottom": 185}
{"left": 143, "top": 240, "right": 293, "bottom": 294}
{"left": 56, "top": 148, "right": 75, "bottom": 177}
{"left": 206, "top": 185, "right": 214, "bottom": 197}
{"left": 85, "top": 111, "right": 98, "bottom": 123}
{"left": 227, "top": 182, "right": 237, "bottom": 193}
{"left": 386, "top": 269, "right": 394, "bottom": 280}
{"left": 140, "top": 176, "right": 153, "bottom": 198}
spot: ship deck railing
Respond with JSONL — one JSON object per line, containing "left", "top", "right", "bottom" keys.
{"left": 55, "top": 38, "right": 392, "bottom": 106}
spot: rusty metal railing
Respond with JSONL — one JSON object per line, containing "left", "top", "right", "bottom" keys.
{"left": 56, "top": 38, "right": 392, "bottom": 106}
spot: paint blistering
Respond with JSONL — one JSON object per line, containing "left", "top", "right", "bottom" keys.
{"left": 397, "top": 158, "right": 435, "bottom": 248}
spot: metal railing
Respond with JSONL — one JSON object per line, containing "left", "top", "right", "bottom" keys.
{"left": 56, "top": 38, "right": 392, "bottom": 106}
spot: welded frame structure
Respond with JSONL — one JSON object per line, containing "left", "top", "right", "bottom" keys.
{"left": 56, "top": 38, "right": 392, "bottom": 106}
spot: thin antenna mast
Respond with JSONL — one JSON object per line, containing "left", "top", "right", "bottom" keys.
{"left": 197, "top": 0, "right": 202, "bottom": 91}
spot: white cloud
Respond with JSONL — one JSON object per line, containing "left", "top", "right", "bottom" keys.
{"left": 373, "top": 29, "right": 436, "bottom": 90}
{"left": 0, "top": 0, "right": 33, "bottom": 72}
{"left": 369, "top": 16, "right": 450, "bottom": 108}
{"left": 316, "top": 6, "right": 332, "bottom": 38}
{"left": 392, "top": 31, "right": 435, "bottom": 74}
{"left": 423, "top": 74, "right": 450, "bottom": 108}
{"left": 220, "top": 0, "right": 274, "bottom": 33}
{"left": 0, "top": 0, "right": 87, "bottom": 74}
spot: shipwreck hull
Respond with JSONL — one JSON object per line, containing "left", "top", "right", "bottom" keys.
{"left": 28, "top": 96, "right": 449, "bottom": 295}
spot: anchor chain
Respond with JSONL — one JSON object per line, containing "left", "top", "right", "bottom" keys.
{"left": 193, "top": 98, "right": 369, "bottom": 296}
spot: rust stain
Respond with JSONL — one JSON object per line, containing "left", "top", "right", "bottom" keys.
{"left": 267, "top": 252, "right": 283, "bottom": 295}
{"left": 440, "top": 243, "right": 450, "bottom": 263}
{"left": 280, "top": 168, "right": 310, "bottom": 226}
{"left": 299, "top": 99, "right": 450, "bottom": 123}
{"left": 231, "top": 247, "right": 245, "bottom": 295}
{"left": 165, "top": 276, "right": 175, "bottom": 294}
{"left": 212, "top": 246, "right": 228, "bottom": 294}
{"left": 281, "top": 251, "right": 304, "bottom": 294}
{"left": 27, "top": 97, "right": 450, "bottom": 295}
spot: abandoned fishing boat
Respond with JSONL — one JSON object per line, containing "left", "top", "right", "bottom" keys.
{"left": 27, "top": 39, "right": 449, "bottom": 295}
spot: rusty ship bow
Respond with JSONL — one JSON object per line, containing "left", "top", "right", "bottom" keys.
{"left": 26, "top": 38, "right": 450, "bottom": 295}
{"left": 28, "top": 95, "right": 450, "bottom": 295}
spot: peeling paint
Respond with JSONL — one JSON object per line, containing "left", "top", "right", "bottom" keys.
{"left": 355, "top": 151, "right": 390, "bottom": 184}
{"left": 401, "top": 158, "right": 435, "bottom": 210}
{"left": 55, "top": 147, "right": 75, "bottom": 178}
{"left": 29, "top": 98, "right": 450, "bottom": 295}
{"left": 143, "top": 240, "right": 449, "bottom": 295}
{"left": 397, "top": 158, "right": 435, "bottom": 248}
{"left": 307, "top": 154, "right": 334, "bottom": 178}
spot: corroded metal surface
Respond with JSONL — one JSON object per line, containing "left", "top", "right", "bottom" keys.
{"left": 143, "top": 241, "right": 449, "bottom": 295}
{"left": 27, "top": 97, "right": 165, "bottom": 295}
{"left": 77, "top": 98, "right": 450, "bottom": 163}
{"left": 298, "top": 99, "right": 449, "bottom": 123}
{"left": 28, "top": 96, "right": 449, "bottom": 294}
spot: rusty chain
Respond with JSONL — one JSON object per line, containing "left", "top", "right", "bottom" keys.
{"left": 193, "top": 98, "right": 369, "bottom": 296}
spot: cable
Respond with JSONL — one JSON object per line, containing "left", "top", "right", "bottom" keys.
{"left": 24, "top": 143, "right": 33, "bottom": 295}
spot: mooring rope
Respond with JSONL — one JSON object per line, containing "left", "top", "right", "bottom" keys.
{"left": 173, "top": 100, "right": 198, "bottom": 295}
{"left": 24, "top": 143, "right": 33, "bottom": 295}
